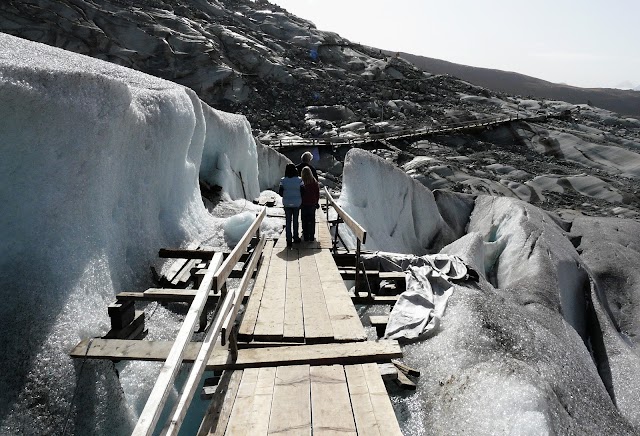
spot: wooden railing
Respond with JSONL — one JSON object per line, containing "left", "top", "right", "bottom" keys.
{"left": 132, "top": 207, "right": 266, "bottom": 436}
{"left": 323, "top": 187, "right": 370, "bottom": 296}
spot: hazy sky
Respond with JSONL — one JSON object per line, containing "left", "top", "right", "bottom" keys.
{"left": 269, "top": 0, "right": 640, "bottom": 89}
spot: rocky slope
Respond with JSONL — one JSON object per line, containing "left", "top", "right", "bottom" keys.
{"left": 2, "top": 0, "right": 639, "bottom": 222}
{"left": 396, "top": 51, "right": 640, "bottom": 119}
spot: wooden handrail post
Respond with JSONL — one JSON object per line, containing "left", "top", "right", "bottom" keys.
{"left": 355, "top": 239, "right": 361, "bottom": 294}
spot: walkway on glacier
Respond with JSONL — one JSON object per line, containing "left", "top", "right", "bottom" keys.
{"left": 70, "top": 195, "right": 405, "bottom": 435}
{"left": 262, "top": 111, "right": 564, "bottom": 149}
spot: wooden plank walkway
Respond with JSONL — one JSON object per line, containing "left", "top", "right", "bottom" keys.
{"left": 239, "top": 247, "right": 365, "bottom": 343}
{"left": 239, "top": 208, "right": 364, "bottom": 344}
{"left": 70, "top": 202, "right": 404, "bottom": 435}
{"left": 207, "top": 363, "right": 402, "bottom": 436}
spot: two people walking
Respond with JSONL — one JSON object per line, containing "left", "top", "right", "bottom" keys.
{"left": 279, "top": 152, "right": 320, "bottom": 248}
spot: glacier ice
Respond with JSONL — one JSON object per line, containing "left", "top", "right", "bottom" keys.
{"left": 340, "top": 149, "right": 640, "bottom": 435}
{"left": 0, "top": 33, "right": 269, "bottom": 435}
{"left": 337, "top": 148, "right": 458, "bottom": 254}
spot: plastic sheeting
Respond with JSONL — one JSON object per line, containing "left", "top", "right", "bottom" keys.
{"left": 362, "top": 252, "right": 469, "bottom": 341}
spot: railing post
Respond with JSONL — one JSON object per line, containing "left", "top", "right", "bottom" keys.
{"left": 355, "top": 239, "right": 361, "bottom": 295}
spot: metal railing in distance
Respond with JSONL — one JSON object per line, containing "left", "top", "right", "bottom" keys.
{"left": 261, "top": 114, "right": 527, "bottom": 149}
{"left": 132, "top": 207, "right": 266, "bottom": 436}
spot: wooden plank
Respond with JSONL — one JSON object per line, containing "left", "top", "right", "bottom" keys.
{"left": 315, "top": 208, "right": 333, "bottom": 249}
{"left": 392, "top": 359, "right": 421, "bottom": 377}
{"left": 378, "top": 363, "right": 399, "bottom": 382}
{"left": 70, "top": 339, "right": 403, "bottom": 370}
{"left": 224, "top": 368, "right": 260, "bottom": 436}
{"left": 394, "top": 370, "right": 417, "bottom": 391}
{"left": 214, "top": 207, "right": 266, "bottom": 292}
{"left": 222, "top": 235, "right": 266, "bottom": 344}
{"left": 238, "top": 241, "right": 274, "bottom": 340}
{"left": 361, "top": 363, "right": 403, "bottom": 435}
{"left": 310, "top": 365, "right": 356, "bottom": 435}
{"left": 252, "top": 245, "right": 287, "bottom": 341}
{"left": 268, "top": 365, "right": 311, "bottom": 436}
{"left": 351, "top": 295, "right": 398, "bottom": 305}
{"left": 197, "top": 370, "right": 243, "bottom": 436}
{"left": 159, "top": 248, "right": 216, "bottom": 259}
{"left": 163, "top": 242, "right": 199, "bottom": 281}
{"left": 283, "top": 248, "right": 304, "bottom": 341}
{"left": 324, "top": 187, "right": 366, "bottom": 244}
{"left": 314, "top": 250, "right": 366, "bottom": 342}
{"left": 245, "top": 367, "right": 277, "bottom": 435}
{"left": 344, "top": 365, "right": 381, "bottom": 436}
{"left": 273, "top": 232, "right": 287, "bottom": 249}
{"left": 171, "top": 258, "right": 198, "bottom": 286}
{"left": 298, "top": 249, "right": 334, "bottom": 343}
{"left": 132, "top": 252, "right": 224, "bottom": 436}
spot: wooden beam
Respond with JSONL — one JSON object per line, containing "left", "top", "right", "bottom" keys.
{"left": 162, "top": 287, "right": 235, "bottom": 435}
{"left": 163, "top": 242, "right": 199, "bottom": 282}
{"left": 394, "top": 370, "right": 417, "bottom": 391}
{"left": 351, "top": 294, "right": 398, "bottom": 305}
{"left": 70, "top": 339, "right": 403, "bottom": 369}
{"left": 221, "top": 235, "right": 266, "bottom": 345}
{"left": 324, "top": 187, "right": 367, "bottom": 244}
{"left": 196, "top": 370, "right": 243, "bottom": 436}
{"left": 132, "top": 252, "right": 224, "bottom": 436}
{"left": 237, "top": 241, "right": 274, "bottom": 340}
{"left": 115, "top": 288, "right": 250, "bottom": 304}
{"left": 159, "top": 248, "right": 216, "bottom": 259}
{"left": 213, "top": 207, "right": 266, "bottom": 292}
{"left": 103, "top": 311, "right": 145, "bottom": 340}
{"left": 310, "top": 365, "right": 356, "bottom": 435}
{"left": 268, "top": 365, "right": 311, "bottom": 435}
{"left": 392, "top": 359, "right": 421, "bottom": 377}
{"left": 360, "top": 363, "right": 403, "bottom": 434}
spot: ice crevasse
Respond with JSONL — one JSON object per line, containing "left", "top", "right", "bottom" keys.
{"left": 0, "top": 33, "right": 267, "bottom": 434}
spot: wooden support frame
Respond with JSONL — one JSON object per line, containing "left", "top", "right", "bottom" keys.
{"left": 132, "top": 251, "right": 225, "bottom": 436}
{"left": 142, "top": 212, "right": 264, "bottom": 436}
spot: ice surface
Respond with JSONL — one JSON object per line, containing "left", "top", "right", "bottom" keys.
{"left": 337, "top": 148, "right": 457, "bottom": 254}
{"left": 339, "top": 149, "right": 640, "bottom": 434}
{"left": 0, "top": 33, "right": 270, "bottom": 434}
{"left": 527, "top": 174, "right": 624, "bottom": 203}
{"left": 528, "top": 125, "right": 640, "bottom": 178}
{"left": 223, "top": 211, "right": 257, "bottom": 244}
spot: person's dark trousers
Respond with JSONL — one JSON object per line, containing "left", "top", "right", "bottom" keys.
{"left": 301, "top": 205, "right": 316, "bottom": 241}
{"left": 284, "top": 207, "right": 300, "bottom": 243}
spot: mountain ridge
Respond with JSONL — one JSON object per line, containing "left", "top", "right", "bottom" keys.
{"left": 393, "top": 51, "right": 640, "bottom": 119}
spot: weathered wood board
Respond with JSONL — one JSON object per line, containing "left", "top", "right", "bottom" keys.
{"left": 70, "top": 339, "right": 402, "bottom": 370}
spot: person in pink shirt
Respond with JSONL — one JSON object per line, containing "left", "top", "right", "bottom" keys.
{"left": 300, "top": 166, "right": 320, "bottom": 242}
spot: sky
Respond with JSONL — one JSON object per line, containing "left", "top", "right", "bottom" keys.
{"left": 269, "top": 0, "right": 640, "bottom": 89}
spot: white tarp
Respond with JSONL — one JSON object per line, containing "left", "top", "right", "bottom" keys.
{"left": 363, "top": 252, "right": 469, "bottom": 340}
